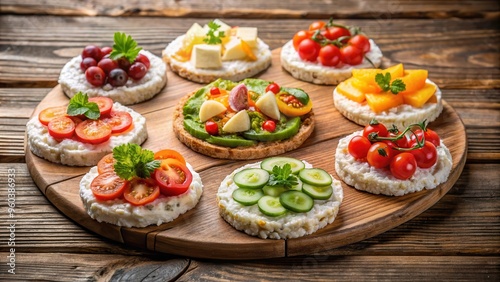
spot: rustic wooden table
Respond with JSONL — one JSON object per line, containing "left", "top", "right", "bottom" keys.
{"left": 0, "top": 1, "right": 499, "bottom": 281}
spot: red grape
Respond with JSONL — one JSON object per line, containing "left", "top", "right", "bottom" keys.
{"left": 98, "top": 58, "right": 119, "bottom": 75}
{"left": 85, "top": 66, "right": 106, "bottom": 87}
{"left": 80, "top": 57, "right": 97, "bottom": 72}
{"left": 128, "top": 62, "right": 147, "bottom": 80}
{"left": 135, "top": 54, "right": 150, "bottom": 69}
{"left": 108, "top": 68, "right": 128, "bottom": 87}
{"left": 81, "top": 45, "right": 102, "bottom": 61}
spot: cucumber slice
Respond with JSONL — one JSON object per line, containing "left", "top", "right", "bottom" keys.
{"left": 302, "top": 183, "right": 333, "bottom": 200}
{"left": 279, "top": 191, "right": 314, "bottom": 213}
{"left": 233, "top": 168, "right": 269, "bottom": 189}
{"left": 258, "top": 195, "right": 287, "bottom": 217}
{"left": 262, "top": 185, "right": 286, "bottom": 197}
{"left": 260, "top": 157, "right": 305, "bottom": 174}
{"left": 232, "top": 188, "right": 264, "bottom": 206}
{"left": 299, "top": 168, "right": 333, "bottom": 186}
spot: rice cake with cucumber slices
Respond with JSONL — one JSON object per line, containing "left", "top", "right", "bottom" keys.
{"left": 172, "top": 78, "right": 315, "bottom": 160}
{"left": 217, "top": 157, "right": 343, "bottom": 239}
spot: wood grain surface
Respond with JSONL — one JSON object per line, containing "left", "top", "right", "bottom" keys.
{"left": 24, "top": 49, "right": 467, "bottom": 259}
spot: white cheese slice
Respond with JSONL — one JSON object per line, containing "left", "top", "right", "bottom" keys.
{"left": 222, "top": 110, "right": 250, "bottom": 132}
{"left": 255, "top": 91, "right": 280, "bottom": 120}
{"left": 191, "top": 44, "right": 222, "bottom": 69}
{"left": 236, "top": 27, "right": 258, "bottom": 48}
{"left": 199, "top": 100, "right": 227, "bottom": 122}
{"left": 184, "top": 22, "right": 206, "bottom": 44}
{"left": 222, "top": 37, "right": 246, "bottom": 61}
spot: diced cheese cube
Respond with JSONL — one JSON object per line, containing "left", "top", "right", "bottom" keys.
{"left": 191, "top": 44, "right": 222, "bottom": 69}
{"left": 222, "top": 38, "right": 246, "bottom": 61}
{"left": 203, "top": 19, "right": 232, "bottom": 38}
{"left": 186, "top": 22, "right": 206, "bottom": 39}
{"left": 183, "top": 23, "right": 206, "bottom": 48}
{"left": 236, "top": 27, "right": 258, "bottom": 48}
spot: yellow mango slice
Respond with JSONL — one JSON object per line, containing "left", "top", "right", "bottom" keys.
{"left": 352, "top": 63, "right": 405, "bottom": 84}
{"left": 403, "top": 83, "right": 437, "bottom": 108}
{"left": 399, "top": 70, "right": 428, "bottom": 94}
{"left": 336, "top": 79, "right": 366, "bottom": 103}
{"left": 351, "top": 77, "right": 381, "bottom": 94}
{"left": 366, "top": 92, "right": 404, "bottom": 113}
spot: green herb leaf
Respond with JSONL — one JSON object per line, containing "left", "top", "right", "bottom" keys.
{"left": 112, "top": 144, "right": 160, "bottom": 180}
{"left": 110, "top": 32, "right": 142, "bottom": 63}
{"left": 375, "top": 72, "right": 406, "bottom": 94}
{"left": 203, "top": 21, "right": 225, "bottom": 45}
{"left": 268, "top": 164, "right": 299, "bottom": 189}
{"left": 66, "top": 92, "right": 100, "bottom": 119}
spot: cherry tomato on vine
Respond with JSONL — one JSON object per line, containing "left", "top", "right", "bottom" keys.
{"left": 309, "top": 21, "right": 326, "bottom": 31}
{"left": 367, "top": 142, "right": 392, "bottom": 168}
{"left": 409, "top": 128, "right": 441, "bottom": 147}
{"left": 348, "top": 135, "right": 372, "bottom": 159}
{"left": 410, "top": 141, "right": 438, "bottom": 168}
{"left": 324, "top": 26, "right": 351, "bottom": 41}
{"left": 298, "top": 38, "right": 321, "bottom": 62}
{"left": 340, "top": 45, "right": 364, "bottom": 65}
{"left": 293, "top": 30, "right": 313, "bottom": 51}
{"left": 318, "top": 45, "right": 341, "bottom": 67}
{"left": 348, "top": 34, "right": 371, "bottom": 53}
{"left": 262, "top": 120, "right": 276, "bottom": 132}
{"left": 363, "top": 121, "right": 388, "bottom": 139}
{"left": 205, "top": 121, "right": 219, "bottom": 135}
{"left": 388, "top": 130, "right": 409, "bottom": 148}
{"left": 390, "top": 152, "right": 417, "bottom": 180}
{"left": 265, "top": 82, "right": 280, "bottom": 94}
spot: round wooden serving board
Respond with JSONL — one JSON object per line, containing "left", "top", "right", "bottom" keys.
{"left": 25, "top": 49, "right": 467, "bottom": 259}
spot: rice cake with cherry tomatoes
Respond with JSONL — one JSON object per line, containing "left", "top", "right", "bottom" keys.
{"left": 333, "top": 79, "right": 443, "bottom": 129}
{"left": 79, "top": 163, "right": 203, "bottom": 228}
{"left": 280, "top": 39, "right": 383, "bottom": 85}
{"left": 334, "top": 130, "right": 452, "bottom": 196}
{"left": 26, "top": 102, "right": 147, "bottom": 166}
{"left": 59, "top": 50, "right": 168, "bottom": 105}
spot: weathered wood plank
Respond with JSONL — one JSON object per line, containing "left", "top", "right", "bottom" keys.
{"left": 1, "top": 0, "right": 499, "bottom": 19}
{"left": 0, "top": 16, "right": 498, "bottom": 88}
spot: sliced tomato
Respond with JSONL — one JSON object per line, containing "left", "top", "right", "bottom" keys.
{"left": 38, "top": 106, "right": 67, "bottom": 126}
{"left": 275, "top": 93, "right": 313, "bottom": 117}
{"left": 47, "top": 116, "right": 76, "bottom": 139}
{"left": 97, "top": 153, "right": 115, "bottom": 174}
{"left": 75, "top": 119, "right": 112, "bottom": 144}
{"left": 123, "top": 178, "right": 160, "bottom": 206}
{"left": 90, "top": 172, "right": 127, "bottom": 201}
{"left": 101, "top": 111, "right": 132, "bottom": 133}
{"left": 88, "top": 96, "right": 113, "bottom": 116}
{"left": 154, "top": 149, "right": 186, "bottom": 164}
{"left": 154, "top": 159, "right": 193, "bottom": 196}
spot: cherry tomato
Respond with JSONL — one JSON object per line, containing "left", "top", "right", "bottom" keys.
{"left": 324, "top": 26, "right": 351, "bottom": 41}
{"left": 134, "top": 53, "right": 151, "bottom": 69}
{"left": 97, "top": 58, "right": 119, "bottom": 75}
{"left": 47, "top": 116, "right": 76, "bottom": 139}
{"left": 81, "top": 45, "right": 102, "bottom": 61}
{"left": 348, "top": 135, "right": 372, "bottom": 159}
{"left": 154, "top": 149, "right": 186, "bottom": 165}
{"left": 210, "top": 87, "right": 221, "bottom": 96}
{"left": 318, "top": 45, "right": 341, "bottom": 67}
{"left": 97, "top": 153, "right": 115, "bottom": 174}
{"left": 340, "top": 45, "right": 364, "bottom": 65}
{"left": 298, "top": 38, "right": 321, "bottom": 62}
{"left": 367, "top": 142, "right": 392, "bottom": 168}
{"left": 38, "top": 106, "right": 67, "bottom": 126}
{"left": 262, "top": 120, "right": 276, "bottom": 132}
{"left": 128, "top": 62, "right": 148, "bottom": 80}
{"left": 88, "top": 96, "right": 113, "bottom": 116}
{"left": 348, "top": 34, "right": 371, "bottom": 53}
{"left": 410, "top": 141, "right": 438, "bottom": 168}
{"left": 265, "top": 82, "right": 280, "bottom": 94}
{"left": 205, "top": 121, "right": 219, "bottom": 135}
{"left": 390, "top": 152, "right": 417, "bottom": 180}
{"left": 293, "top": 30, "right": 312, "bottom": 51}
{"left": 80, "top": 57, "right": 97, "bottom": 72}
{"left": 363, "top": 120, "right": 389, "bottom": 140}
{"left": 275, "top": 93, "right": 313, "bottom": 117}
{"left": 309, "top": 21, "right": 326, "bottom": 31}
{"left": 90, "top": 171, "right": 127, "bottom": 201}
{"left": 154, "top": 159, "right": 193, "bottom": 196}
{"left": 75, "top": 119, "right": 112, "bottom": 144}
{"left": 383, "top": 140, "right": 402, "bottom": 158}
{"left": 123, "top": 178, "right": 160, "bottom": 206}
{"left": 101, "top": 111, "right": 133, "bottom": 133}
{"left": 388, "top": 130, "right": 409, "bottom": 148}
{"left": 85, "top": 66, "right": 106, "bottom": 87}
{"left": 409, "top": 128, "right": 441, "bottom": 147}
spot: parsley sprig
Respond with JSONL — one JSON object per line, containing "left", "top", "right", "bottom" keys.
{"left": 112, "top": 144, "right": 160, "bottom": 180}
{"left": 66, "top": 92, "right": 100, "bottom": 120}
{"left": 268, "top": 164, "right": 299, "bottom": 189}
{"left": 375, "top": 72, "right": 406, "bottom": 94}
{"left": 203, "top": 21, "right": 225, "bottom": 45}
{"left": 110, "top": 32, "right": 142, "bottom": 63}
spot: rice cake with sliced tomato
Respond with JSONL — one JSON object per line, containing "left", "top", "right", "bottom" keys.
{"left": 26, "top": 102, "right": 147, "bottom": 166}
{"left": 79, "top": 163, "right": 202, "bottom": 228}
